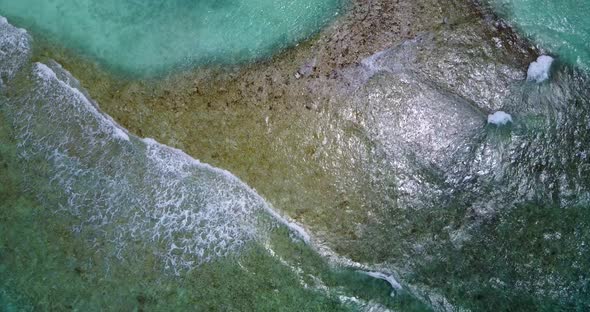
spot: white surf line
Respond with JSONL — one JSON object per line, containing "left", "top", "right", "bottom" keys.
{"left": 35, "top": 63, "right": 130, "bottom": 141}
{"left": 147, "top": 136, "right": 405, "bottom": 293}
{"left": 362, "top": 271, "right": 402, "bottom": 291}
{"left": 260, "top": 204, "right": 311, "bottom": 243}
{"left": 258, "top": 202, "right": 404, "bottom": 293}
{"left": 34, "top": 59, "right": 403, "bottom": 295}
{"left": 308, "top": 240, "right": 404, "bottom": 293}
{"left": 141, "top": 137, "right": 312, "bottom": 245}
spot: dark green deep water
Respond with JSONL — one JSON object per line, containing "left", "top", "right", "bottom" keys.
{"left": 1, "top": 0, "right": 590, "bottom": 311}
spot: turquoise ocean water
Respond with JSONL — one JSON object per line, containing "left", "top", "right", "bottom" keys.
{"left": 487, "top": 0, "right": 590, "bottom": 69}
{"left": 0, "top": 0, "right": 342, "bottom": 76}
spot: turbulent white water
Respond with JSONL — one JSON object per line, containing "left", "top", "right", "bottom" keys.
{"left": 487, "top": 111, "right": 512, "bottom": 125}
{"left": 0, "top": 17, "right": 307, "bottom": 275}
{"left": 0, "top": 16, "right": 29, "bottom": 86}
{"left": 527, "top": 55, "right": 554, "bottom": 82}
{"left": 11, "top": 61, "right": 269, "bottom": 273}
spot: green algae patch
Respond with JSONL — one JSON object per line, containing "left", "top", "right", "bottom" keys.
{"left": 0, "top": 0, "right": 343, "bottom": 77}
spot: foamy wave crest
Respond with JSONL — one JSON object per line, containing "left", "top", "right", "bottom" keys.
{"left": 0, "top": 14, "right": 315, "bottom": 272}
{"left": 2, "top": 61, "right": 279, "bottom": 274}
{"left": 0, "top": 16, "right": 30, "bottom": 87}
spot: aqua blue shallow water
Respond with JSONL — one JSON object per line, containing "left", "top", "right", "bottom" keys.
{"left": 487, "top": 0, "right": 590, "bottom": 69}
{"left": 0, "top": 0, "right": 342, "bottom": 76}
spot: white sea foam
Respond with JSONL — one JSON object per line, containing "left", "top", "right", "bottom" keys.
{"left": 0, "top": 61, "right": 272, "bottom": 274}
{"left": 2, "top": 57, "right": 317, "bottom": 275}
{"left": 112, "top": 126, "right": 130, "bottom": 141}
{"left": 487, "top": 111, "right": 513, "bottom": 125}
{"left": 362, "top": 271, "right": 402, "bottom": 292}
{"left": 0, "top": 15, "right": 31, "bottom": 87}
{"left": 527, "top": 55, "right": 554, "bottom": 83}
{"left": 34, "top": 63, "right": 130, "bottom": 141}
{"left": 35, "top": 62, "right": 57, "bottom": 80}
{"left": 261, "top": 204, "right": 311, "bottom": 243}
{"left": 142, "top": 136, "right": 312, "bottom": 244}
